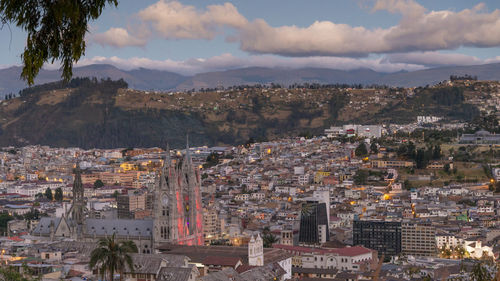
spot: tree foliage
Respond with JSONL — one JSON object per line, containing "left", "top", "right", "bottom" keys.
{"left": 89, "top": 233, "right": 138, "bottom": 281}
{"left": 431, "top": 87, "right": 464, "bottom": 106}
{"left": 470, "top": 262, "right": 493, "bottom": 281}
{"left": 0, "top": 0, "right": 118, "bottom": 84}
{"left": 54, "top": 187, "right": 63, "bottom": 202}
{"left": 262, "top": 233, "right": 279, "bottom": 248}
{"left": 355, "top": 143, "right": 368, "bottom": 157}
{"left": 0, "top": 266, "right": 36, "bottom": 281}
{"left": 94, "top": 179, "right": 105, "bottom": 189}
{"left": 354, "top": 169, "right": 369, "bottom": 185}
{"left": 44, "top": 187, "right": 53, "bottom": 201}
{"left": 0, "top": 212, "right": 14, "bottom": 234}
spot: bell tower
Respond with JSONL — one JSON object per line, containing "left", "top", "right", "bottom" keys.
{"left": 67, "top": 164, "right": 86, "bottom": 227}
{"left": 248, "top": 234, "right": 264, "bottom": 266}
{"left": 153, "top": 146, "right": 178, "bottom": 249}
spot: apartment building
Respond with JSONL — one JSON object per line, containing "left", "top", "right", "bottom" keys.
{"left": 203, "top": 208, "right": 220, "bottom": 241}
{"left": 402, "top": 222, "right": 436, "bottom": 257}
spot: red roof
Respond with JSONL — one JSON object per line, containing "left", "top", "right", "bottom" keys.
{"left": 329, "top": 246, "right": 373, "bottom": 257}
{"left": 8, "top": 236, "right": 23, "bottom": 242}
{"left": 273, "top": 244, "right": 372, "bottom": 257}
{"left": 235, "top": 264, "right": 257, "bottom": 273}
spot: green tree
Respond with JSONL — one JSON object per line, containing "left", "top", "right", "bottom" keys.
{"left": 353, "top": 169, "right": 369, "bottom": 185}
{"left": 44, "top": 187, "right": 53, "bottom": 201}
{"left": 0, "top": 0, "right": 118, "bottom": 84}
{"left": 403, "top": 179, "right": 412, "bottom": 190}
{"left": 370, "top": 142, "right": 378, "bottom": 154}
{"left": 112, "top": 190, "right": 120, "bottom": 199}
{"left": 470, "top": 262, "right": 493, "bottom": 281}
{"left": 204, "top": 152, "right": 220, "bottom": 168}
{"left": 0, "top": 266, "right": 34, "bottom": 281}
{"left": 355, "top": 143, "right": 368, "bottom": 157}
{"left": 54, "top": 187, "right": 63, "bottom": 202}
{"left": 432, "top": 145, "right": 441, "bottom": 160}
{"left": 24, "top": 209, "right": 39, "bottom": 220}
{"left": 0, "top": 212, "right": 14, "bottom": 234}
{"left": 89, "top": 233, "right": 138, "bottom": 281}
{"left": 94, "top": 179, "right": 105, "bottom": 189}
{"left": 262, "top": 233, "right": 279, "bottom": 248}
{"left": 444, "top": 163, "right": 451, "bottom": 174}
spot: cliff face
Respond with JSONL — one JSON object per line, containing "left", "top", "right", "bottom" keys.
{"left": 0, "top": 79, "right": 481, "bottom": 149}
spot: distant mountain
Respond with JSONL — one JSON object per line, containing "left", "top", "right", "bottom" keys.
{"left": 0, "top": 64, "right": 187, "bottom": 96}
{"left": 2, "top": 63, "right": 500, "bottom": 96}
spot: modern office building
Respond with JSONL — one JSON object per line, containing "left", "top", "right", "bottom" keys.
{"left": 353, "top": 220, "right": 402, "bottom": 257}
{"left": 298, "top": 202, "right": 329, "bottom": 246}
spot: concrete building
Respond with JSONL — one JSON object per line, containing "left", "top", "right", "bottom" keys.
{"left": 401, "top": 222, "right": 436, "bottom": 257}
{"left": 203, "top": 208, "right": 219, "bottom": 241}
{"left": 459, "top": 130, "right": 500, "bottom": 144}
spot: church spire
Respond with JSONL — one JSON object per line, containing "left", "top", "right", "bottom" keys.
{"left": 184, "top": 134, "right": 192, "bottom": 166}
{"left": 67, "top": 162, "right": 86, "bottom": 226}
{"left": 164, "top": 143, "right": 171, "bottom": 168}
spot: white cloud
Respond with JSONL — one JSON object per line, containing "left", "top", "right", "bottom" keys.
{"left": 237, "top": 19, "right": 390, "bottom": 57}
{"left": 91, "top": 0, "right": 500, "bottom": 62}
{"left": 74, "top": 53, "right": 425, "bottom": 75}
{"left": 137, "top": 0, "right": 247, "bottom": 40}
{"left": 92, "top": 27, "right": 148, "bottom": 48}
{"left": 384, "top": 52, "right": 484, "bottom": 66}
{"left": 237, "top": 1, "right": 500, "bottom": 56}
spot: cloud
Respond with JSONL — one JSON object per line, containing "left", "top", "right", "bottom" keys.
{"left": 74, "top": 53, "right": 425, "bottom": 75}
{"left": 384, "top": 52, "right": 484, "bottom": 67}
{"left": 92, "top": 0, "right": 500, "bottom": 61}
{"left": 372, "top": 0, "right": 426, "bottom": 22}
{"left": 237, "top": 1, "right": 500, "bottom": 56}
{"left": 237, "top": 19, "right": 390, "bottom": 57}
{"left": 137, "top": 0, "right": 247, "bottom": 40}
{"left": 93, "top": 27, "right": 149, "bottom": 48}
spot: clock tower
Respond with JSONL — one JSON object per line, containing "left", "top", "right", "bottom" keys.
{"left": 153, "top": 141, "right": 204, "bottom": 250}
{"left": 153, "top": 147, "right": 178, "bottom": 249}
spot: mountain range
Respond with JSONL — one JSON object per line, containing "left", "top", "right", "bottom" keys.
{"left": 2, "top": 63, "right": 500, "bottom": 96}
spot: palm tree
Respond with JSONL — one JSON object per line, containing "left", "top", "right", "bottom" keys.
{"left": 470, "top": 262, "right": 493, "bottom": 281}
{"left": 89, "top": 233, "right": 138, "bottom": 281}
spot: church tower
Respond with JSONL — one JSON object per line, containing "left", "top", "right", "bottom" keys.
{"left": 153, "top": 140, "right": 204, "bottom": 249}
{"left": 248, "top": 234, "right": 264, "bottom": 266}
{"left": 153, "top": 146, "right": 178, "bottom": 248}
{"left": 67, "top": 164, "right": 86, "bottom": 226}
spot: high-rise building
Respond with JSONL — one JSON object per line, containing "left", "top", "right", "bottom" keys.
{"left": 298, "top": 201, "right": 329, "bottom": 246}
{"left": 153, "top": 143, "right": 204, "bottom": 247}
{"left": 401, "top": 221, "right": 436, "bottom": 257}
{"left": 117, "top": 189, "right": 152, "bottom": 219}
{"left": 203, "top": 208, "right": 219, "bottom": 241}
{"left": 353, "top": 220, "right": 402, "bottom": 257}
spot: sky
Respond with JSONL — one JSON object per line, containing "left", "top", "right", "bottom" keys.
{"left": 1, "top": 0, "right": 500, "bottom": 74}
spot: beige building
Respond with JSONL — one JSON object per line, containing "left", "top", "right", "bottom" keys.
{"left": 402, "top": 222, "right": 436, "bottom": 257}
{"left": 203, "top": 208, "right": 220, "bottom": 241}
{"left": 371, "top": 160, "right": 414, "bottom": 169}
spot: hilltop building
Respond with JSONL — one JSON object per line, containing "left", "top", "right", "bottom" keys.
{"left": 459, "top": 130, "right": 500, "bottom": 144}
